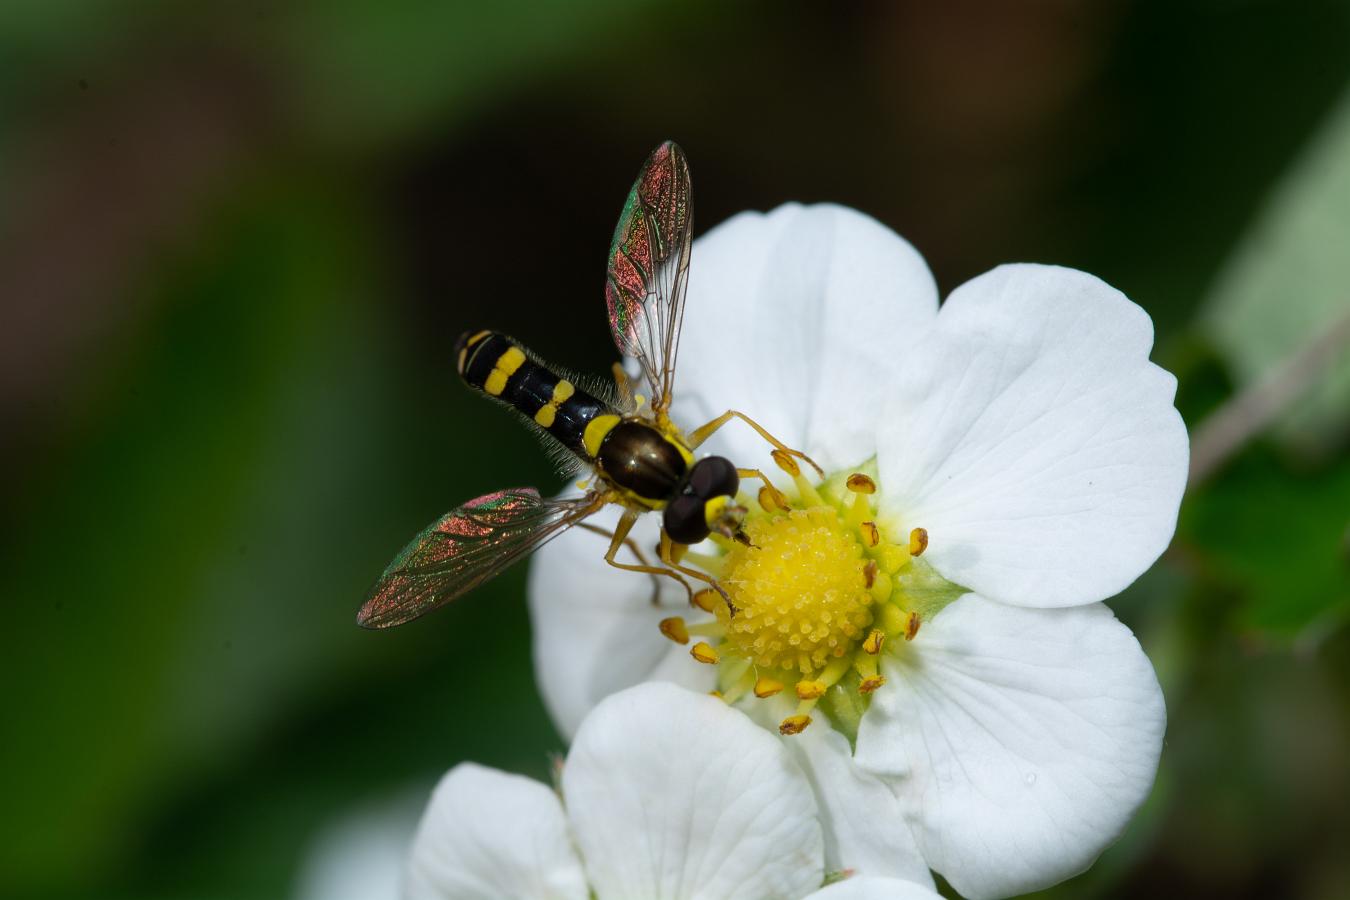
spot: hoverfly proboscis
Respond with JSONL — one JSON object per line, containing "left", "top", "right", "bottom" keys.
{"left": 357, "top": 141, "right": 820, "bottom": 629}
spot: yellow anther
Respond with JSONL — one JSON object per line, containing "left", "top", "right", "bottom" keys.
{"left": 690, "top": 642, "right": 719, "bottom": 664}
{"left": 905, "top": 611, "right": 922, "bottom": 642}
{"left": 846, "top": 473, "right": 876, "bottom": 494}
{"left": 862, "top": 629, "right": 885, "bottom": 655}
{"left": 909, "top": 527, "right": 929, "bottom": 557}
{"left": 754, "top": 676, "right": 785, "bottom": 698}
{"left": 771, "top": 449, "right": 801, "bottom": 477}
{"left": 779, "top": 714, "right": 812, "bottom": 735}
{"left": 659, "top": 616, "right": 689, "bottom": 644}
{"left": 863, "top": 559, "right": 878, "bottom": 589}
{"left": 859, "top": 521, "right": 880, "bottom": 547}
{"left": 795, "top": 680, "right": 827, "bottom": 700}
{"left": 853, "top": 653, "right": 883, "bottom": 694}
{"left": 757, "top": 484, "right": 790, "bottom": 513}
{"left": 859, "top": 675, "right": 887, "bottom": 694}
{"left": 709, "top": 689, "right": 723, "bottom": 699}
{"left": 691, "top": 589, "right": 720, "bottom": 613}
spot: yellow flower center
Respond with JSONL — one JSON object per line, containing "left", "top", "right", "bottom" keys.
{"left": 716, "top": 508, "right": 874, "bottom": 673}
{"left": 662, "top": 460, "right": 936, "bottom": 737}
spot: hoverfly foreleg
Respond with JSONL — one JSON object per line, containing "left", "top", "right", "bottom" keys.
{"left": 598, "top": 509, "right": 693, "bottom": 605}
{"left": 658, "top": 530, "right": 736, "bottom": 617}
{"left": 578, "top": 519, "right": 671, "bottom": 606}
{"left": 686, "top": 410, "right": 823, "bottom": 476}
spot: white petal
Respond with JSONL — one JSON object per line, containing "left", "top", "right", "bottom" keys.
{"left": 877, "top": 264, "right": 1188, "bottom": 608}
{"left": 529, "top": 504, "right": 715, "bottom": 739}
{"left": 855, "top": 595, "right": 1166, "bottom": 900}
{"left": 293, "top": 798, "right": 420, "bottom": 900}
{"left": 671, "top": 204, "right": 939, "bottom": 473}
{"left": 404, "top": 764, "right": 588, "bottom": 900}
{"left": 563, "top": 683, "right": 824, "bottom": 900}
{"left": 786, "top": 727, "right": 933, "bottom": 889}
{"left": 805, "top": 877, "right": 945, "bottom": 900}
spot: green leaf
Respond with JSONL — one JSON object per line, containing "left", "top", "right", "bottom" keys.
{"left": 1182, "top": 448, "right": 1350, "bottom": 636}
{"left": 1200, "top": 86, "right": 1350, "bottom": 454}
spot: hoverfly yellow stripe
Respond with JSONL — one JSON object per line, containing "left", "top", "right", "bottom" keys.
{"left": 496, "top": 346, "right": 526, "bottom": 375}
{"left": 465, "top": 330, "right": 492, "bottom": 347}
{"left": 532, "top": 379, "right": 576, "bottom": 429}
{"left": 483, "top": 346, "right": 528, "bottom": 397}
{"left": 583, "top": 413, "right": 622, "bottom": 458}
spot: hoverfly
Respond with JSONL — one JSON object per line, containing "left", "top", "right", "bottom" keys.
{"left": 357, "top": 141, "right": 818, "bottom": 629}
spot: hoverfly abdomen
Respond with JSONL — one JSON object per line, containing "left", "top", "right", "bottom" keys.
{"left": 456, "top": 330, "right": 608, "bottom": 457}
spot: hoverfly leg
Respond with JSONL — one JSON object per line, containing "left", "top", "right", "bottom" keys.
{"left": 577, "top": 520, "right": 671, "bottom": 604}
{"left": 687, "top": 410, "right": 823, "bottom": 476}
{"left": 658, "top": 530, "right": 738, "bottom": 618}
{"left": 594, "top": 510, "right": 693, "bottom": 605}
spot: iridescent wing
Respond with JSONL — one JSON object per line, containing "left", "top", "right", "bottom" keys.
{"left": 605, "top": 141, "right": 693, "bottom": 417}
{"left": 357, "top": 488, "right": 602, "bottom": 629}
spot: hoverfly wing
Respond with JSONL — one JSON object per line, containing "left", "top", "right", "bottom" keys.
{"left": 605, "top": 141, "right": 692, "bottom": 417}
{"left": 357, "top": 488, "right": 601, "bottom": 629}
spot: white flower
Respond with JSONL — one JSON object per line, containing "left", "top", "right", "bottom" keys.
{"left": 529, "top": 204, "right": 1187, "bottom": 898}
{"left": 402, "top": 681, "right": 943, "bottom": 900}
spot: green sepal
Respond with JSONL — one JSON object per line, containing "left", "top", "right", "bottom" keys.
{"left": 820, "top": 670, "right": 867, "bottom": 752}
{"left": 899, "top": 556, "right": 970, "bottom": 621}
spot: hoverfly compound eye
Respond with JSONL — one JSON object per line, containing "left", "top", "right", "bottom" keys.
{"left": 688, "top": 456, "right": 739, "bottom": 500}
{"left": 663, "top": 493, "right": 711, "bottom": 545}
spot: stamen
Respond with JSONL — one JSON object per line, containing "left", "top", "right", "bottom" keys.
{"left": 691, "top": 589, "right": 720, "bottom": 613}
{"left": 905, "top": 611, "right": 922, "bottom": 642}
{"left": 869, "top": 570, "right": 893, "bottom": 603}
{"left": 758, "top": 484, "right": 790, "bottom": 513}
{"left": 858, "top": 521, "right": 880, "bottom": 548}
{"left": 796, "top": 680, "right": 826, "bottom": 700}
{"left": 847, "top": 491, "right": 871, "bottom": 526}
{"left": 687, "top": 621, "right": 726, "bottom": 638}
{"left": 771, "top": 449, "right": 800, "bottom": 477}
{"left": 880, "top": 603, "right": 908, "bottom": 638}
{"left": 854, "top": 654, "right": 885, "bottom": 694}
{"left": 722, "top": 664, "right": 756, "bottom": 705}
{"left": 779, "top": 714, "right": 812, "bottom": 735}
{"left": 845, "top": 473, "right": 876, "bottom": 494}
{"left": 690, "top": 642, "right": 720, "bottom": 664}
{"left": 863, "top": 560, "right": 878, "bottom": 589}
{"left": 754, "top": 676, "right": 784, "bottom": 698}
{"left": 909, "top": 527, "right": 929, "bottom": 557}
{"left": 878, "top": 544, "right": 910, "bottom": 574}
{"left": 862, "top": 628, "right": 885, "bottom": 655}
{"left": 659, "top": 617, "right": 689, "bottom": 644}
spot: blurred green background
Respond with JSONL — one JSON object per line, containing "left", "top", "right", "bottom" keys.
{"left": 4, "top": 1, "right": 1349, "bottom": 898}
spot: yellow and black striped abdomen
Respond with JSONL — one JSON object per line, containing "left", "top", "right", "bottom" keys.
{"left": 456, "top": 330, "right": 611, "bottom": 459}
